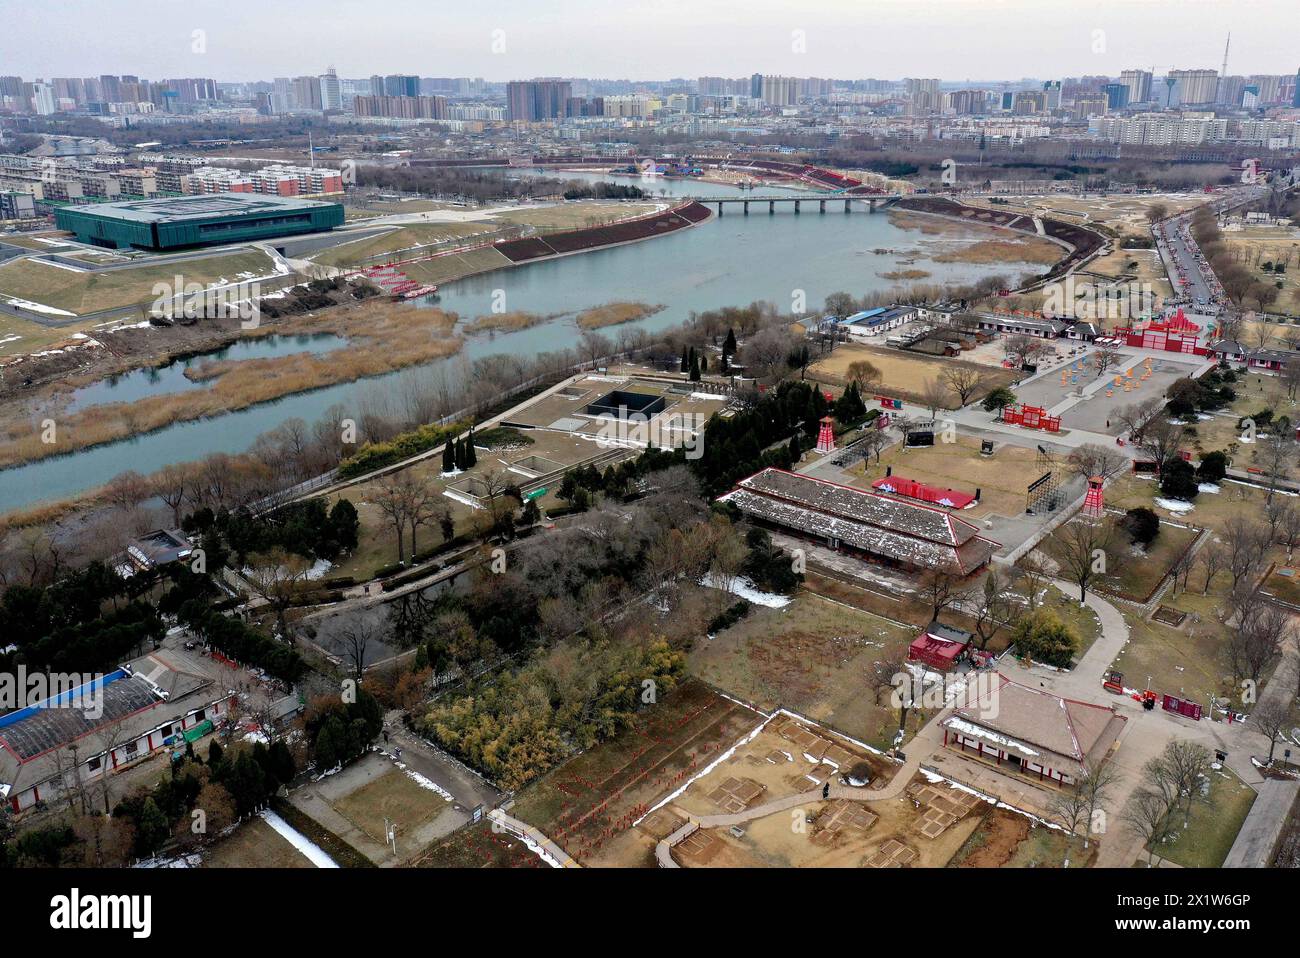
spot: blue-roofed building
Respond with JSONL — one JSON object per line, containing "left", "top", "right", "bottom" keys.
{"left": 831, "top": 305, "right": 917, "bottom": 341}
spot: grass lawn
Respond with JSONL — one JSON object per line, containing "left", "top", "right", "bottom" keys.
{"left": 1181, "top": 371, "right": 1300, "bottom": 477}
{"left": 1148, "top": 764, "right": 1257, "bottom": 868}
{"left": 1038, "top": 583, "right": 1104, "bottom": 665}
{"left": 1262, "top": 566, "right": 1300, "bottom": 605}
{"left": 848, "top": 434, "right": 1048, "bottom": 522}
{"left": 0, "top": 311, "right": 103, "bottom": 357}
{"left": 203, "top": 816, "right": 314, "bottom": 868}
{"left": 309, "top": 222, "right": 498, "bottom": 268}
{"left": 0, "top": 248, "right": 280, "bottom": 316}
{"left": 1111, "top": 591, "right": 1232, "bottom": 705}
{"left": 689, "top": 588, "right": 919, "bottom": 749}
{"left": 1103, "top": 469, "right": 1286, "bottom": 539}
{"left": 494, "top": 202, "right": 660, "bottom": 230}
{"left": 400, "top": 247, "right": 513, "bottom": 286}
{"left": 1223, "top": 228, "right": 1300, "bottom": 315}
{"left": 330, "top": 768, "right": 448, "bottom": 844}
{"left": 1090, "top": 517, "right": 1200, "bottom": 602}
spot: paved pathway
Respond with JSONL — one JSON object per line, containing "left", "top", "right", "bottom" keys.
{"left": 1223, "top": 777, "right": 1300, "bottom": 867}
{"left": 487, "top": 809, "right": 581, "bottom": 868}
{"left": 655, "top": 782, "right": 882, "bottom": 867}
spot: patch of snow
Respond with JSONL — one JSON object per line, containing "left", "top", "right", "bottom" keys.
{"left": 3, "top": 297, "right": 76, "bottom": 316}
{"left": 373, "top": 746, "right": 454, "bottom": 802}
{"left": 699, "top": 573, "right": 792, "bottom": 608}
{"left": 1197, "top": 483, "right": 1220, "bottom": 494}
{"left": 1153, "top": 497, "right": 1195, "bottom": 513}
{"left": 259, "top": 809, "right": 339, "bottom": 868}
{"left": 442, "top": 488, "right": 483, "bottom": 510}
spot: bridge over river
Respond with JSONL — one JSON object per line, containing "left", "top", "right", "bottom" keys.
{"left": 687, "top": 193, "right": 903, "bottom": 214}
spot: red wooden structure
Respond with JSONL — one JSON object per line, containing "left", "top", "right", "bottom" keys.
{"left": 815, "top": 416, "right": 835, "bottom": 454}
{"left": 1002, "top": 404, "right": 1061, "bottom": 433}
{"left": 873, "top": 475, "right": 976, "bottom": 509}
{"left": 1114, "top": 316, "right": 1208, "bottom": 356}
{"left": 1082, "top": 476, "right": 1104, "bottom": 517}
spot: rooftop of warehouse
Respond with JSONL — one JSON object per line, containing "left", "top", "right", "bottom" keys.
{"left": 61, "top": 193, "right": 341, "bottom": 223}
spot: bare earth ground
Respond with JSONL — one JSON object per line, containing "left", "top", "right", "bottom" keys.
{"left": 690, "top": 589, "right": 917, "bottom": 748}
{"left": 504, "top": 679, "right": 765, "bottom": 867}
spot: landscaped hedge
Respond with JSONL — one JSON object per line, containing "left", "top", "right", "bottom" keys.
{"left": 337, "top": 419, "right": 471, "bottom": 479}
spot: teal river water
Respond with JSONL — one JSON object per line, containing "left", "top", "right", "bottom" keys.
{"left": 0, "top": 172, "right": 1037, "bottom": 513}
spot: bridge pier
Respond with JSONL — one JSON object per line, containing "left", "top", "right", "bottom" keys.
{"left": 819, "top": 200, "right": 826, "bottom": 213}
{"left": 844, "top": 199, "right": 852, "bottom": 213}
{"left": 794, "top": 200, "right": 800, "bottom": 214}
{"left": 769, "top": 201, "right": 775, "bottom": 214}
{"left": 742, "top": 201, "right": 748, "bottom": 215}
{"left": 716, "top": 202, "right": 723, "bottom": 215}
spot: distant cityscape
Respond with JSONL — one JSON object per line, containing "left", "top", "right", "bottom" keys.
{"left": 3, "top": 63, "right": 1299, "bottom": 150}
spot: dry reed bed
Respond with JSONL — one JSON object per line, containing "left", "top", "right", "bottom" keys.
{"left": 0, "top": 301, "right": 462, "bottom": 469}
{"left": 574, "top": 301, "right": 664, "bottom": 329}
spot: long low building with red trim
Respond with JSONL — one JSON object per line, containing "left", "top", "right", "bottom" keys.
{"left": 941, "top": 673, "right": 1127, "bottom": 788}
{"left": 717, "top": 467, "right": 999, "bottom": 576}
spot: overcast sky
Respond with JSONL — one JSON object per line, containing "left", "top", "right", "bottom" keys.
{"left": 3, "top": 0, "right": 1296, "bottom": 82}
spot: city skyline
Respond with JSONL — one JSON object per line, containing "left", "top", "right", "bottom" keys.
{"left": 3, "top": 0, "right": 1298, "bottom": 82}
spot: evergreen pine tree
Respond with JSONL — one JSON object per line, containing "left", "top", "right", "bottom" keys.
{"left": 442, "top": 437, "right": 456, "bottom": 473}
{"left": 723, "top": 328, "right": 737, "bottom": 356}
{"left": 689, "top": 350, "right": 701, "bottom": 382}
{"left": 465, "top": 431, "right": 477, "bottom": 467}
{"left": 136, "top": 798, "right": 169, "bottom": 854}
{"left": 680, "top": 346, "right": 690, "bottom": 373}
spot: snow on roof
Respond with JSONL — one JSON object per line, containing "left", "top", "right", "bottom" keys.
{"left": 943, "top": 673, "right": 1127, "bottom": 776}
{"left": 736, "top": 468, "right": 980, "bottom": 546}
{"left": 720, "top": 469, "right": 998, "bottom": 575}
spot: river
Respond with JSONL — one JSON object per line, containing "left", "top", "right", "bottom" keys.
{"left": 0, "top": 172, "right": 1039, "bottom": 514}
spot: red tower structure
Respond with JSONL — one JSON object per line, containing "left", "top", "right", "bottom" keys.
{"left": 815, "top": 416, "right": 836, "bottom": 454}
{"left": 1083, "top": 476, "right": 1104, "bottom": 517}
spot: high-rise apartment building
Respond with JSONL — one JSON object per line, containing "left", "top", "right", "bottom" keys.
{"left": 292, "top": 75, "right": 323, "bottom": 110}
{"left": 320, "top": 67, "right": 341, "bottom": 111}
{"left": 1167, "top": 69, "right": 1218, "bottom": 106}
{"left": 505, "top": 79, "right": 572, "bottom": 121}
{"left": 1119, "top": 69, "right": 1153, "bottom": 104}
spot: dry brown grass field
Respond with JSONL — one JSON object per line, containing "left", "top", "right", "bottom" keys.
{"left": 846, "top": 433, "right": 1042, "bottom": 521}
{"left": 809, "top": 343, "right": 1016, "bottom": 407}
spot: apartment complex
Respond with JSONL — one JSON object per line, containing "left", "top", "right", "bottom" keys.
{"left": 506, "top": 79, "right": 572, "bottom": 121}
{"left": 1089, "top": 112, "right": 1229, "bottom": 145}
{"left": 0, "top": 154, "right": 157, "bottom": 201}
{"left": 353, "top": 94, "right": 448, "bottom": 120}
{"left": 179, "top": 164, "right": 344, "bottom": 197}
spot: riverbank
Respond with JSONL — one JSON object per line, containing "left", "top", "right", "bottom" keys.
{"left": 0, "top": 183, "right": 1052, "bottom": 517}
{"left": 0, "top": 202, "right": 714, "bottom": 474}
{"left": 0, "top": 299, "right": 462, "bottom": 471}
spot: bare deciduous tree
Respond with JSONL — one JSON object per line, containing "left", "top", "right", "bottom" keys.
{"left": 940, "top": 365, "right": 987, "bottom": 406}
{"left": 1053, "top": 517, "right": 1117, "bottom": 602}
